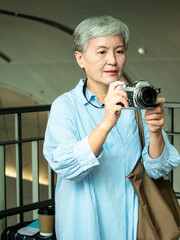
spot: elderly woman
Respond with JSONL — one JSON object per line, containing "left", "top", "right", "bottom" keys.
{"left": 43, "top": 16, "right": 180, "bottom": 240}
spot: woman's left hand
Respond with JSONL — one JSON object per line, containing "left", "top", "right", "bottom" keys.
{"left": 144, "top": 97, "right": 165, "bottom": 134}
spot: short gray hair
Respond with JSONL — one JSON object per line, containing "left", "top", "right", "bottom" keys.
{"left": 73, "top": 16, "right": 129, "bottom": 53}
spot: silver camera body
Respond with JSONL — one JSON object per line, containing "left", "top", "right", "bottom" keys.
{"left": 117, "top": 81, "right": 161, "bottom": 109}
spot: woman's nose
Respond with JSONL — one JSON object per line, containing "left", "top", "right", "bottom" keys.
{"left": 107, "top": 52, "right": 117, "bottom": 65}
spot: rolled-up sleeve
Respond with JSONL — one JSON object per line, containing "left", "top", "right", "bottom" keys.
{"left": 43, "top": 97, "right": 101, "bottom": 182}
{"left": 142, "top": 116, "right": 180, "bottom": 179}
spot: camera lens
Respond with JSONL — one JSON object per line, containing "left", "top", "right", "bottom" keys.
{"left": 137, "top": 87, "right": 157, "bottom": 107}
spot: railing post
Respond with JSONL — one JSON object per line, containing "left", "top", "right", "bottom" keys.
{"left": 0, "top": 146, "right": 6, "bottom": 235}
{"left": 15, "top": 113, "right": 23, "bottom": 223}
{"left": 32, "top": 141, "right": 39, "bottom": 219}
{"left": 168, "top": 108, "right": 174, "bottom": 184}
{"left": 168, "top": 108, "right": 174, "bottom": 145}
{"left": 48, "top": 165, "right": 54, "bottom": 199}
{"left": 46, "top": 111, "right": 55, "bottom": 200}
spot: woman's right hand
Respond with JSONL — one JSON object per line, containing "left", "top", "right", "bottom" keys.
{"left": 101, "top": 81, "right": 129, "bottom": 132}
{"left": 88, "top": 81, "right": 129, "bottom": 156}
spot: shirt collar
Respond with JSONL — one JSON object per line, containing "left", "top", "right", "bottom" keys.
{"left": 75, "top": 79, "right": 97, "bottom": 105}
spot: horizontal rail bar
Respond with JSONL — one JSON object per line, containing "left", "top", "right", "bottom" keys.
{"left": 163, "top": 102, "right": 180, "bottom": 109}
{"left": 0, "top": 105, "right": 51, "bottom": 115}
{"left": 0, "top": 136, "right": 44, "bottom": 146}
{"left": 0, "top": 103, "right": 179, "bottom": 115}
{"left": 0, "top": 199, "right": 54, "bottom": 219}
{"left": 175, "top": 192, "right": 180, "bottom": 199}
{"left": 166, "top": 132, "right": 180, "bottom": 136}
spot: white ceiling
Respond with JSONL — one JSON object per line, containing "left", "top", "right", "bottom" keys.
{"left": 0, "top": 0, "right": 180, "bottom": 104}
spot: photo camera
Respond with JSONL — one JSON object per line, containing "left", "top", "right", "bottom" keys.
{"left": 117, "top": 81, "right": 161, "bottom": 109}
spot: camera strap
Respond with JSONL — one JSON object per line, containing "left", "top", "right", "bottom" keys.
{"left": 82, "top": 79, "right": 105, "bottom": 109}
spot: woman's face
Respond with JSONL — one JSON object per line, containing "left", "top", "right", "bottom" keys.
{"left": 75, "top": 35, "right": 126, "bottom": 87}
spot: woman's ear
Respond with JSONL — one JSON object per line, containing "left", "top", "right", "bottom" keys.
{"left": 75, "top": 51, "right": 85, "bottom": 69}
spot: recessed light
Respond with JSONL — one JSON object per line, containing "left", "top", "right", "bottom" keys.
{"left": 138, "top": 48, "right": 146, "bottom": 55}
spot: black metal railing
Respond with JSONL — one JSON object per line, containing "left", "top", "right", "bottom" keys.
{"left": 163, "top": 102, "right": 180, "bottom": 188}
{"left": 0, "top": 105, "right": 54, "bottom": 233}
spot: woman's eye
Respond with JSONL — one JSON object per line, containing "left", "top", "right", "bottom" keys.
{"left": 98, "top": 51, "right": 106, "bottom": 54}
{"left": 117, "top": 50, "right": 124, "bottom": 54}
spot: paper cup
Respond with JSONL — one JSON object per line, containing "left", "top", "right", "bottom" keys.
{"left": 38, "top": 206, "right": 55, "bottom": 237}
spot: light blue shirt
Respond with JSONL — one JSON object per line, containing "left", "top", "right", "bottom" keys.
{"left": 43, "top": 79, "right": 180, "bottom": 240}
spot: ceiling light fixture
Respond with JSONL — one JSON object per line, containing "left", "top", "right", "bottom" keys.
{"left": 138, "top": 48, "right": 146, "bottom": 55}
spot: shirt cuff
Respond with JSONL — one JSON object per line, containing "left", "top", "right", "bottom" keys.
{"left": 74, "top": 136, "right": 101, "bottom": 172}
{"left": 142, "top": 142, "right": 169, "bottom": 168}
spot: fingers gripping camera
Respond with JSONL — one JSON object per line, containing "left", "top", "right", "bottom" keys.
{"left": 117, "top": 81, "right": 161, "bottom": 109}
